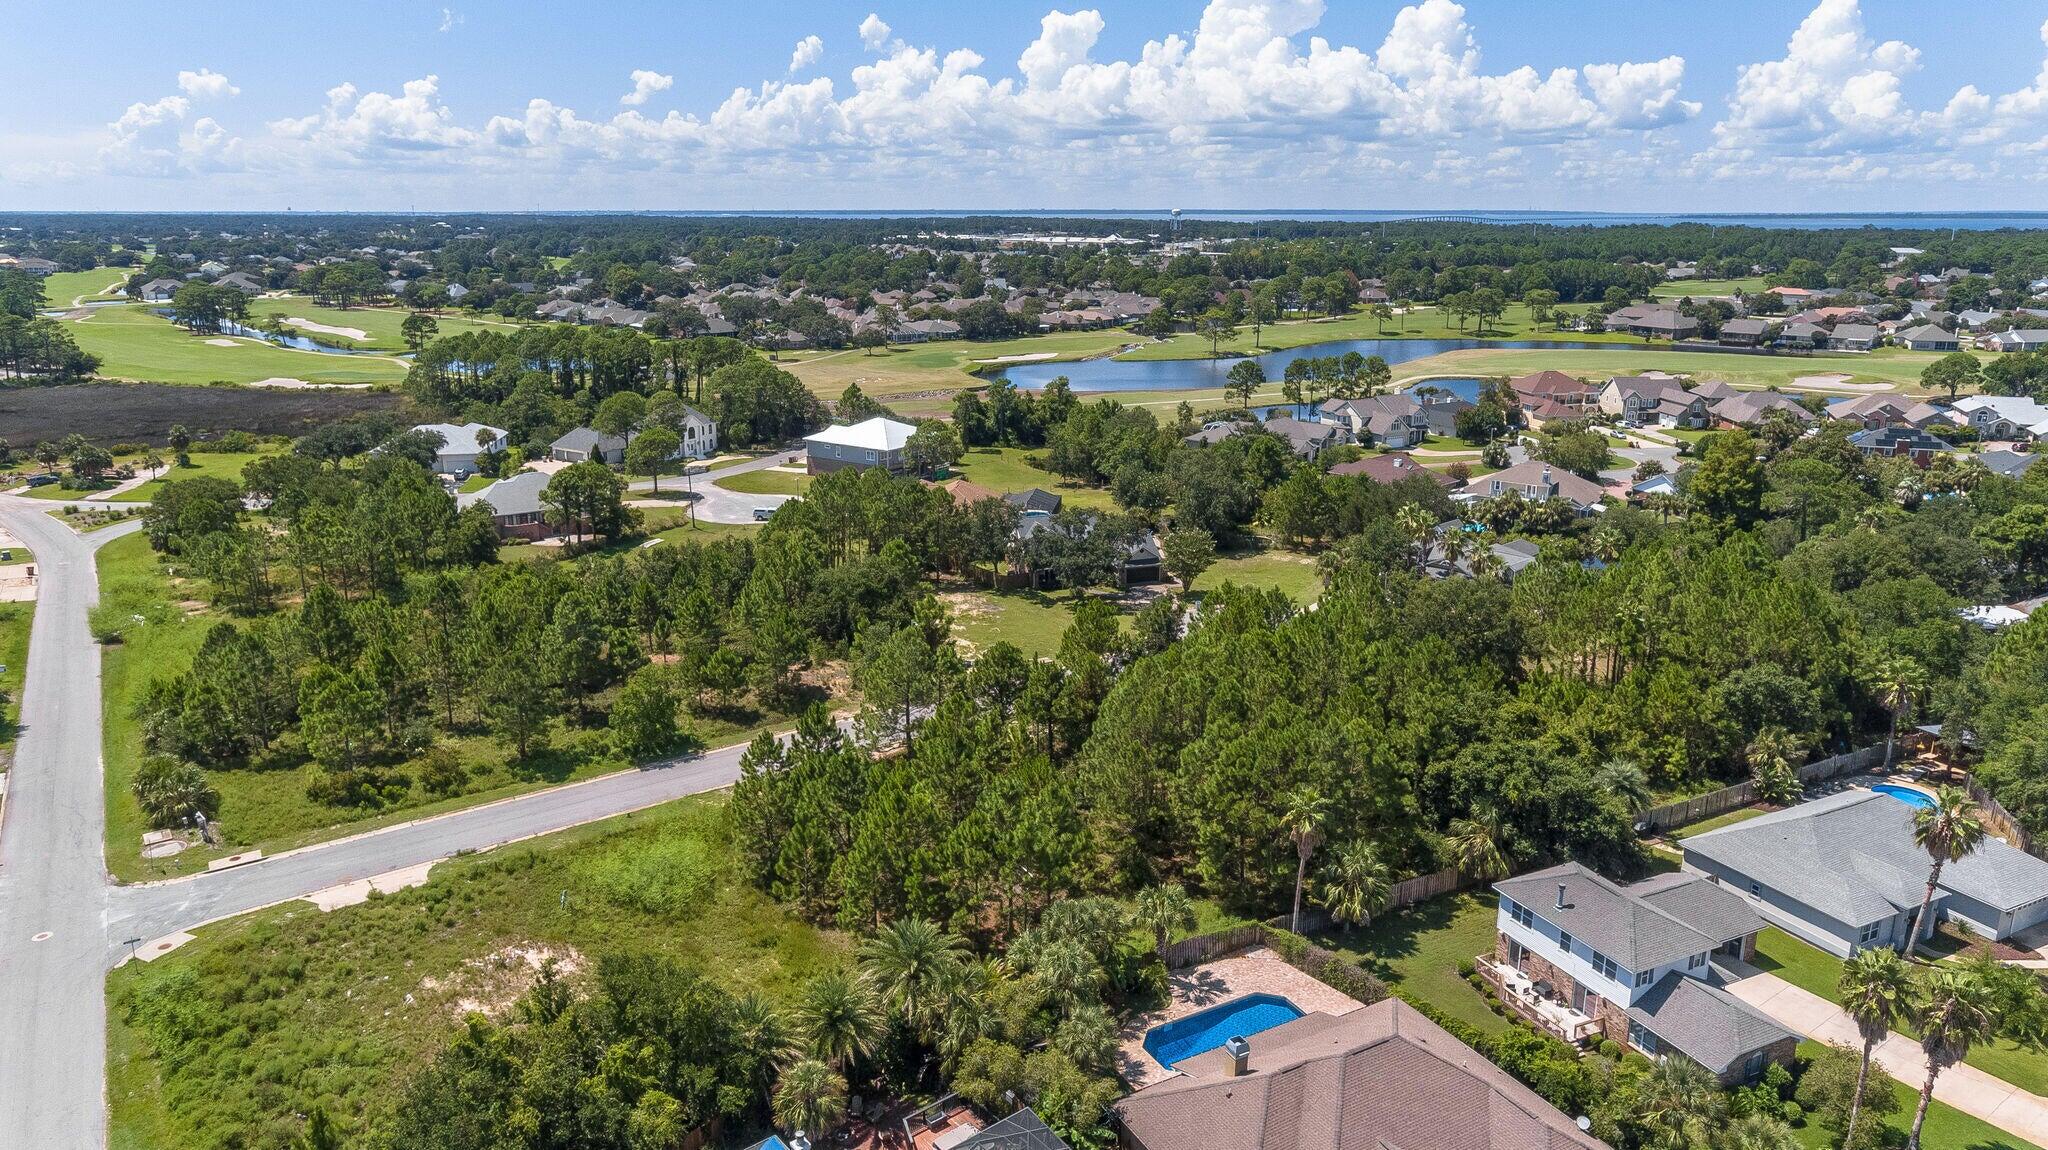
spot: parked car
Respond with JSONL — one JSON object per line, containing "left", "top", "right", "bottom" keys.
{"left": 752, "top": 506, "right": 774, "bottom": 521}
{"left": 24, "top": 474, "right": 58, "bottom": 488}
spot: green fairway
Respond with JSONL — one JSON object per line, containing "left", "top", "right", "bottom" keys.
{"left": 1652, "top": 276, "right": 1770, "bottom": 298}
{"left": 64, "top": 304, "right": 409, "bottom": 387}
{"left": 1307, "top": 892, "right": 1512, "bottom": 1037}
{"left": 783, "top": 329, "right": 1140, "bottom": 411}
{"left": 951, "top": 446, "right": 1120, "bottom": 511}
{"left": 40, "top": 267, "right": 132, "bottom": 307}
{"left": 1116, "top": 306, "right": 1637, "bottom": 362}
{"left": 1392, "top": 344, "right": 1963, "bottom": 394}
{"left": 106, "top": 794, "right": 851, "bottom": 1148}
{"left": 242, "top": 296, "right": 516, "bottom": 351}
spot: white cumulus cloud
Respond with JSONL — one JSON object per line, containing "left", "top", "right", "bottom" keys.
{"left": 621, "top": 69, "right": 674, "bottom": 106}
{"left": 176, "top": 68, "right": 238, "bottom": 100}
{"left": 859, "top": 13, "right": 893, "bottom": 51}
{"left": 790, "top": 34, "right": 825, "bottom": 73}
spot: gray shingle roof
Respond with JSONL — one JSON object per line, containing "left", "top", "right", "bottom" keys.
{"left": 1627, "top": 872, "right": 1765, "bottom": 945}
{"left": 457, "top": 469, "right": 549, "bottom": 518}
{"left": 1684, "top": 789, "right": 2048, "bottom": 922}
{"left": 1496, "top": 863, "right": 1724, "bottom": 970}
{"left": 551, "top": 426, "right": 626, "bottom": 457}
{"left": 1626, "top": 973, "right": 1796, "bottom": 1075}
{"left": 956, "top": 1108, "right": 1072, "bottom": 1150}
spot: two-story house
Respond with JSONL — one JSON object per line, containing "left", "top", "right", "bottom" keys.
{"left": 1319, "top": 395, "right": 1432, "bottom": 449}
{"left": 803, "top": 416, "right": 918, "bottom": 474}
{"left": 1597, "top": 376, "right": 1709, "bottom": 429}
{"left": 1482, "top": 863, "right": 1797, "bottom": 1085}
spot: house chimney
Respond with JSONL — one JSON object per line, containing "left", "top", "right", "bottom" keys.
{"left": 1556, "top": 883, "right": 1568, "bottom": 911}
{"left": 1224, "top": 1035, "right": 1251, "bottom": 1077}
{"left": 1541, "top": 465, "right": 1553, "bottom": 487}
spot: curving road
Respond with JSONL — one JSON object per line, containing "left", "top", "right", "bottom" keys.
{"left": 0, "top": 496, "right": 762, "bottom": 1148}
{"left": 629, "top": 449, "right": 802, "bottom": 523}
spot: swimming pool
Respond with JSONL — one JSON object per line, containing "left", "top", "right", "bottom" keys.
{"left": 1873, "top": 783, "right": 1937, "bottom": 810}
{"left": 1142, "top": 993, "right": 1304, "bottom": 1069}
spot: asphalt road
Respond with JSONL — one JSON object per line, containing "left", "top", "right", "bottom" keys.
{"left": 629, "top": 449, "right": 801, "bottom": 523}
{"left": 0, "top": 497, "right": 763, "bottom": 1146}
{"left": 0, "top": 504, "right": 140, "bottom": 1149}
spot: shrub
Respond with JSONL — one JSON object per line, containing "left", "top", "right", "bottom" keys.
{"left": 305, "top": 765, "right": 412, "bottom": 809}
{"left": 1260, "top": 926, "right": 1390, "bottom": 1005}
{"left": 1456, "top": 958, "right": 1477, "bottom": 978}
{"left": 576, "top": 831, "right": 719, "bottom": 916}
{"left": 131, "top": 755, "right": 219, "bottom": 828}
{"left": 415, "top": 746, "right": 471, "bottom": 797}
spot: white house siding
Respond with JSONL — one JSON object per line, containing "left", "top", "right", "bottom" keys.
{"left": 1494, "top": 905, "right": 1698, "bottom": 1010}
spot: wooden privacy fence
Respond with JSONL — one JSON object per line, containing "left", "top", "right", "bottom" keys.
{"left": 1160, "top": 924, "right": 1265, "bottom": 970}
{"left": 1639, "top": 744, "right": 1886, "bottom": 833}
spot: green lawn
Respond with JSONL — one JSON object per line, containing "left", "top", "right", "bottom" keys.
{"left": 1652, "top": 276, "right": 1770, "bottom": 298}
{"left": 0, "top": 557, "right": 33, "bottom": 761}
{"left": 1789, "top": 1041, "right": 2040, "bottom": 1150}
{"left": 107, "top": 794, "right": 851, "bottom": 1149}
{"left": 97, "top": 531, "right": 808, "bottom": 880}
{"left": 944, "top": 588, "right": 1102, "bottom": 659}
{"left": 713, "top": 468, "right": 812, "bottom": 496}
{"left": 1754, "top": 928, "right": 2048, "bottom": 1096}
{"left": 951, "top": 447, "right": 1120, "bottom": 511}
{"left": 65, "top": 304, "right": 409, "bottom": 386}
{"left": 1307, "top": 892, "right": 1511, "bottom": 1037}
{"left": 1670, "top": 806, "right": 1771, "bottom": 840}
{"left": 110, "top": 451, "right": 272, "bottom": 502}
{"left": 784, "top": 330, "right": 1141, "bottom": 413}
{"left": 1192, "top": 550, "right": 1323, "bottom": 604}
{"left": 41, "top": 267, "right": 133, "bottom": 306}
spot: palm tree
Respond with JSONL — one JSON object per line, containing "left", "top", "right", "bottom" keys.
{"left": 1315, "top": 841, "right": 1391, "bottom": 934}
{"left": 857, "top": 917, "right": 967, "bottom": 1035}
{"left": 1745, "top": 727, "right": 1806, "bottom": 806}
{"left": 1839, "top": 946, "right": 1916, "bottom": 1149}
{"left": 1907, "top": 968, "right": 2000, "bottom": 1150}
{"left": 1133, "top": 883, "right": 1198, "bottom": 960}
{"left": 1444, "top": 807, "right": 1511, "bottom": 882}
{"left": 1372, "top": 302, "right": 1394, "bottom": 334}
{"left": 933, "top": 958, "right": 1000, "bottom": 1068}
{"left": 1395, "top": 504, "right": 1435, "bottom": 574}
{"left": 1595, "top": 758, "right": 1654, "bottom": 817}
{"left": 1280, "top": 787, "right": 1331, "bottom": 933}
{"left": 1905, "top": 787, "right": 1985, "bottom": 951}
{"left": 792, "top": 970, "right": 886, "bottom": 1072}
{"left": 1636, "top": 1057, "right": 1725, "bottom": 1150}
{"left": 772, "top": 1058, "right": 848, "bottom": 1140}
{"left": 1865, "top": 654, "right": 1926, "bottom": 769}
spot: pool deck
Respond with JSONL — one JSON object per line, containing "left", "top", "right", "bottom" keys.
{"left": 1116, "top": 945, "right": 1365, "bottom": 1088}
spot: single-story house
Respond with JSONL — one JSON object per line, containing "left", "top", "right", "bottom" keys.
{"left": 1956, "top": 309, "right": 2005, "bottom": 331}
{"left": 1509, "top": 370, "right": 1597, "bottom": 411}
{"left": 1005, "top": 487, "right": 1062, "bottom": 516}
{"left": 1981, "top": 329, "right": 2048, "bottom": 353}
{"left": 803, "top": 416, "right": 918, "bottom": 474}
{"left": 1718, "top": 317, "right": 1772, "bottom": 346}
{"left": 1829, "top": 323, "right": 1880, "bottom": 351}
{"left": 1978, "top": 449, "right": 2040, "bottom": 479}
{"left": 1710, "top": 392, "right": 1814, "bottom": 429}
{"left": 137, "top": 277, "right": 183, "bottom": 302}
{"left": 1112, "top": 997, "right": 1606, "bottom": 1150}
{"left": 1947, "top": 395, "right": 2048, "bottom": 441}
{"left": 1777, "top": 321, "right": 1826, "bottom": 348}
{"left": 1009, "top": 513, "right": 1161, "bottom": 589}
{"left": 1684, "top": 789, "right": 2048, "bottom": 956}
{"left": 1895, "top": 324, "right": 1960, "bottom": 352}
{"left": 413, "top": 422, "right": 508, "bottom": 476}
{"left": 1329, "top": 451, "right": 1457, "bottom": 488}
{"left": 0, "top": 255, "right": 58, "bottom": 277}
{"left": 1182, "top": 420, "right": 1254, "bottom": 447}
{"left": 893, "top": 319, "right": 963, "bottom": 342}
{"left": 456, "top": 470, "right": 552, "bottom": 540}
{"left": 1826, "top": 395, "right": 1950, "bottom": 430}
{"left": 1630, "top": 473, "right": 1680, "bottom": 500}
{"left": 550, "top": 427, "right": 629, "bottom": 465}
{"left": 215, "top": 271, "right": 266, "bottom": 295}
{"left": 1458, "top": 462, "right": 1606, "bottom": 513}
{"left": 1606, "top": 304, "right": 1700, "bottom": 340}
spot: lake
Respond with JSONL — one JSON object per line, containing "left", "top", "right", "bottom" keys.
{"left": 997, "top": 338, "right": 1619, "bottom": 392}
{"left": 658, "top": 209, "right": 2048, "bottom": 231}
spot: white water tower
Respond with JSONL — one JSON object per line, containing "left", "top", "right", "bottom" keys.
{"left": 1171, "top": 207, "right": 1182, "bottom": 238}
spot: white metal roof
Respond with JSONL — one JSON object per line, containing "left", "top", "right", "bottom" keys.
{"left": 803, "top": 416, "right": 917, "bottom": 452}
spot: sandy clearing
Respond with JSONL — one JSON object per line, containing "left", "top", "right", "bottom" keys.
{"left": 203, "top": 338, "right": 239, "bottom": 347}
{"left": 244, "top": 376, "right": 371, "bottom": 390}
{"left": 974, "top": 351, "right": 1060, "bottom": 364}
{"left": 282, "top": 316, "right": 371, "bottom": 341}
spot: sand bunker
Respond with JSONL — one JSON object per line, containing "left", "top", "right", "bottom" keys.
{"left": 283, "top": 316, "right": 371, "bottom": 341}
{"left": 244, "top": 377, "right": 371, "bottom": 390}
{"left": 203, "top": 338, "right": 239, "bottom": 347}
{"left": 976, "top": 351, "right": 1059, "bottom": 364}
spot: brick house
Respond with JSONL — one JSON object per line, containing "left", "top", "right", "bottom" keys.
{"left": 1480, "top": 863, "right": 1796, "bottom": 1085}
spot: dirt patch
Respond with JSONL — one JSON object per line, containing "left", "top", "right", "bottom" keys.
{"left": 0, "top": 382, "right": 397, "bottom": 444}
{"left": 417, "top": 943, "right": 585, "bottom": 1018}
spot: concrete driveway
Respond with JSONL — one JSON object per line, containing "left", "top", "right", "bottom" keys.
{"left": 1723, "top": 963, "right": 2048, "bottom": 1146}
{"left": 629, "top": 449, "right": 801, "bottom": 524}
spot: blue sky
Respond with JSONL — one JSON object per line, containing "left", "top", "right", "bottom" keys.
{"left": 5, "top": 0, "right": 2048, "bottom": 211}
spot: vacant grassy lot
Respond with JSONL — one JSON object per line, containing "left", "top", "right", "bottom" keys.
{"left": 107, "top": 794, "right": 851, "bottom": 1149}
{"left": 1652, "top": 276, "right": 1771, "bottom": 298}
{"left": 0, "top": 573, "right": 32, "bottom": 762}
{"left": 1193, "top": 550, "right": 1322, "bottom": 603}
{"left": 1754, "top": 927, "right": 2048, "bottom": 1094}
{"left": 1392, "top": 345, "right": 1962, "bottom": 394}
{"left": 108, "top": 451, "right": 272, "bottom": 503}
{"left": 65, "top": 304, "right": 409, "bottom": 387}
{"left": 945, "top": 589, "right": 1100, "bottom": 659}
{"left": 0, "top": 382, "right": 398, "bottom": 446}
{"left": 951, "top": 447, "right": 1120, "bottom": 510}
{"left": 782, "top": 330, "right": 1139, "bottom": 412}
{"left": 96, "top": 532, "right": 805, "bottom": 880}
{"left": 1308, "top": 892, "right": 1510, "bottom": 1037}
{"left": 712, "top": 468, "right": 812, "bottom": 496}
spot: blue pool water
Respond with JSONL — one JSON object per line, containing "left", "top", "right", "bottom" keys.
{"left": 1873, "top": 784, "right": 1937, "bottom": 810}
{"left": 1142, "top": 993, "right": 1304, "bottom": 1069}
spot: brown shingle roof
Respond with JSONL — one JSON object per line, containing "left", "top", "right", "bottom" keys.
{"left": 1328, "top": 451, "right": 1456, "bottom": 487}
{"left": 1114, "top": 999, "right": 1606, "bottom": 1150}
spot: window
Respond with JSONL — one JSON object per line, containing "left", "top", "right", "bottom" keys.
{"left": 1859, "top": 921, "right": 1882, "bottom": 945}
{"left": 1749, "top": 882, "right": 1762, "bottom": 899}
{"left": 1628, "top": 1021, "right": 1659, "bottom": 1055}
{"left": 865, "top": 450, "right": 877, "bottom": 462}
{"left": 1634, "top": 970, "right": 1653, "bottom": 988}
{"left": 1688, "top": 953, "right": 1707, "bottom": 971}
{"left": 1505, "top": 899, "right": 1535, "bottom": 929}
{"left": 1557, "top": 931, "right": 1572, "bottom": 955}
{"left": 1593, "top": 953, "right": 1621, "bottom": 982}
{"left": 1743, "top": 1051, "right": 1767, "bottom": 1083}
